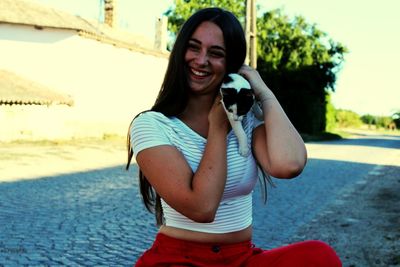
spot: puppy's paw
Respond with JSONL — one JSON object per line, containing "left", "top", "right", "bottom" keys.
{"left": 238, "top": 144, "right": 250, "bottom": 157}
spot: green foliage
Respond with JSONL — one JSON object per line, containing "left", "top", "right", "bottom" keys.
{"left": 256, "top": 9, "right": 347, "bottom": 134}
{"left": 361, "top": 113, "right": 398, "bottom": 129}
{"left": 381, "top": 117, "right": 393, "bottom": 128}
{"left": 335, "top": 109, "right": 362, "bottom": 128}
{"left": 392, "top": 111, "right": 400, "bottom": 129}
{"left": 325, "top": 93, "right": 336, "bottom": 132}
{"left": 164, "top": 0, "right": 246, "bottom": 37}
{"left": 375, "top": 116, "right": 394, "bottom": 129}
{"left": 360, "top": 114, "right": 375, "bottom": 125}
{"left": 256, "top": 9, "right": 346, "bottom": 89}
{"left": 164, "top": 3, "right": 347, "bottom": 134}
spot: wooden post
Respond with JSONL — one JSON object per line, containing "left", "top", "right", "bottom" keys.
{"left": 104, "top": 0, "right": 117, "bottom": 28}
{"left": 245, "top": 0, "right": 257, "bottom": 68}
{"left": 154, "top": 16, "right": 168, "bottom": 52}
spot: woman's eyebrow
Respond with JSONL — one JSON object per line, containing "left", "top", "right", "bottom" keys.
{"left": 189, "top": 38, "right": 226, "bottom": 52}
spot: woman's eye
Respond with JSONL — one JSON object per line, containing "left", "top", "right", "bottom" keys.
{"left": 188, "top": 43, "right": 200, "bottom": 51}
{"left": 209, "top": 50, "right": 225, "bottom": 58}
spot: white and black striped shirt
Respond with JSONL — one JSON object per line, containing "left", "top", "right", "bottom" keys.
{"left": 130, "top": 111, "right": 262, "bottom": 233}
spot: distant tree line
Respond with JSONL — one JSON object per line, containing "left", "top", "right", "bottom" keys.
{"left": 164, "top": 1, "right": 397, "bottom": 133}
{"left": 329, "top": 109, "right": 398, "bottom": 130}
{"left": 360, "top": 112, "right": 399, "bottom": 130}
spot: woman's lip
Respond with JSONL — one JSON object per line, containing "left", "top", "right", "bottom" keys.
{"left": 190, "top": 68, "right": 210, "bottom": 77}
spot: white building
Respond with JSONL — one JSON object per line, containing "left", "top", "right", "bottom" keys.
{"left": 0, "top": 0, "right": 169, "bottom": 140}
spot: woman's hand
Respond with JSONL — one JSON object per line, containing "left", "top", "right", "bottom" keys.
{"left": 238, "top": 65, "right": 275, "bottom": 102}
{"left": 208, "top": 94, "right": 229, "bottom": 134}
{"left": 240, "top": 65, "right": 307, "bottom": 179}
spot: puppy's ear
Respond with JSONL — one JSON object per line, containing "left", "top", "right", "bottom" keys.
{"left": 223, "top": 74, "right": 233, "bottom": 84}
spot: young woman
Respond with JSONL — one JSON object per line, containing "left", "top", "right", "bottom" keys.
{"left": 127, "top": 7, "right": 342, "bottom": 267}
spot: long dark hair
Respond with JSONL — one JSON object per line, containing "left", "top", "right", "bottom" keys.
{"left": 126, "top": 8, "right": 249, "bottom": 225}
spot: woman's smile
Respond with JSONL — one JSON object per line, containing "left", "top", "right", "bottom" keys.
{"left": 190, "top": 68, "right": 210, "bottom": 78}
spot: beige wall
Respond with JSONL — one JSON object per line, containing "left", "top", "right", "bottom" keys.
{"left": 0, "top": 24, "right": 168, "bottom": 140}
{"left": 1, "top": 105, "right": 73, "bottom": 140}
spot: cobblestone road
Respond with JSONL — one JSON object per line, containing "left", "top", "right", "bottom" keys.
{"left": 0, "top": 165, "right": 155, "bottom": 266}
{"left": 0, "top": 132, "right": 398, "bottom": 266}
{"left": 0, "top": 161, "right": 371, "bottom": 266}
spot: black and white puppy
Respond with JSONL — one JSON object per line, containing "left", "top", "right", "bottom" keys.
{"left": 220, "top": 73, "right": 263, "bottom": 157}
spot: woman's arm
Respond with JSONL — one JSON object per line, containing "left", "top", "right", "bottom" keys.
{"left": 136, "top": 97, "right": 229, "bottom": 223}
{"left": 239, "top": 65, "right": 307, "bottom": 178}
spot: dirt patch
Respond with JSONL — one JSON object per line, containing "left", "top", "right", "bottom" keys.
{"left": 289, "top": 166, "right": 400, "bottom": 267}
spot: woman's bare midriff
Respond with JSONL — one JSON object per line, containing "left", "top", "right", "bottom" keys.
{"left": 159, "top": 225, "right": 253, "bottom": 244}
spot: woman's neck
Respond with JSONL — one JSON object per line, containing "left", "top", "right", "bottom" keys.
{"left": 178, "top": 94, "right": 215, "bottom": 138}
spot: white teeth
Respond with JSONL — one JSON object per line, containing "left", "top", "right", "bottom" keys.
{"left": 192, "top": 69, "right": 208, "bottom": 76}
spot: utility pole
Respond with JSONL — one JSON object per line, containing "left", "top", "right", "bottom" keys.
{"left": 104, "top": 0, "right": 117, "bottom": 27}
{"left": 245, "top": 0, "right": 257, "bottom": 68}
{"left": 154, "top": 16, "right": 168, "bottom": 52}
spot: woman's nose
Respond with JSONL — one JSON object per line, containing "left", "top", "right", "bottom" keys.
{"left": 194, "top": 50, "right": 209, "bottom": 66}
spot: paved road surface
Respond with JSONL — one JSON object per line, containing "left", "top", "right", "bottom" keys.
{"left": 0, "top": 131, "right": 399, "bottom": 266}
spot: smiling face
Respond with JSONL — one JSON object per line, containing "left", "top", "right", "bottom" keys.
{"left": 184, "top": 21, "right": 227, "bottom": 95}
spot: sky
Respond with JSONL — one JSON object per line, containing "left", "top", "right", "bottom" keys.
{"left": 32, "top": 0, "right": 399, "bottom": 117}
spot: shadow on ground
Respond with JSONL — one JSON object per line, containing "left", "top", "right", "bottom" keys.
{"left": 0, "top": 160, "right": 399, "bottom": 266}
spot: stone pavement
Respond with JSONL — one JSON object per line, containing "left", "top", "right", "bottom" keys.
{"left": 0, "top": 138, "right": 153, "bottom": 266}
{"left": 0, "top": 136, "right": 399, "bottom": 266}
{"left": 0, "top": 164, "right": 156, "bottom": 266}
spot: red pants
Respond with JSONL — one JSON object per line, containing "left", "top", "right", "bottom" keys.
{"left": 135, "top": 233, "right": 342, "bottom": 267}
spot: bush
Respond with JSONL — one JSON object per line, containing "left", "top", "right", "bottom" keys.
{"left": 335, "top": 109, "right": 362, "bottom": 128}
{"left": 361, "top": 114, "right": 397, "bottom": 130}
{"left": 325, "top": 93, "right": 336, "bottom": 131}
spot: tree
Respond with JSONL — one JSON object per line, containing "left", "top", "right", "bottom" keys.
{"left": 164, "top": 0, "right": 246, "bottom": 38}
{"left": 165, "top": 3, "right": 347, "bottom": 134}
{"left": 375, "top": 116, "right": 394, "bottom": 129}
{"left": 392, "top": 111, "right": 400, "bottom": 129}
{"left": 360, "top": 114, "right": 376, "bottom": 128}
{"left": 256, "top": 9, "right": 347, "bottom": 134}
{"left": 335, "top": 109, "right": 362, "bottom": 128}
{"left": 361, "top": 113, "right": 398, "bottom": 130}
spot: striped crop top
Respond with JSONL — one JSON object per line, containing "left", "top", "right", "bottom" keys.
{"left": 130, "top": 111, "right": 262, "bottom": 233}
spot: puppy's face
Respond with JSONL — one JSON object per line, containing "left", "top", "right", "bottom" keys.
{"left": 220, "top": 74, "right": 254, "bottom": 120}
